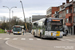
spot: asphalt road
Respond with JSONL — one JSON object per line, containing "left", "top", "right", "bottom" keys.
{"left": 0, "top": 40, "right": 19, "bottom": 50}
{"left": 0, "top": 33, "right": 75, "bottom": 50}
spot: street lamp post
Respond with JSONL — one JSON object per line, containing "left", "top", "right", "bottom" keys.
{"left": 20, "top": 0, "right": 27, "bottom": 32}
{"left": 29, "top": 17, "right": 31, "bottom": 33}
{"left": 12, "top": 11, "right": 13, "bottom": 18}
{"left": 3, "top": 6, "right": 17, "bottom": 34}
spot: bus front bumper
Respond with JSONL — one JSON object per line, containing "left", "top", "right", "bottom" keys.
{"left": 43, "top": 35, "right": 63, "bottom": 38}
{"left": 13, "top": 32, "right": 22, "bottom": 34}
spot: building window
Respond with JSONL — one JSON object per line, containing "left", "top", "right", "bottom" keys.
{"left": 69, "top": 17, "right": 72, "bottom": 23}
{"left": 47, "top": 9, "right": 52, "bottom": 14}
{"left": 69, "top": 8, "right": 72, "bottom": 13}
{"left": 60, "top": 7, "right": 62, "bottom": 11}
{"left": 73, "top": 0, "right": 75, "bottom": 1}
{"left": 66, "top": 18, "right": 69, "bottom": 23}
{"left": 74, "top": 17, "right": 75, "bottom": 22}
{"left": 66, "top": 9, "right": 69, "bottom": 14}
{"left": 59, "top": 14, "right": 62, "bottom": 17}
{"left": 74, "top": 7, "right": 75, "bottom": 13}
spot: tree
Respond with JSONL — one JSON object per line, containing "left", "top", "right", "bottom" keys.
{"left": 1, "top": 23, "right": 9, "bottom": 30}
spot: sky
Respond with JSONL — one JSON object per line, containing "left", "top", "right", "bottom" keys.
{"left": 0, "top": 0, "right": 72, "bottom": 21}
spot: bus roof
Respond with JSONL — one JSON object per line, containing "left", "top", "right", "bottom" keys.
{"left": 32, "top": 18, "right": 63, "bottom": 23}
{"left": 13, "top": 25, "right": 21, "bottom": 27}
{"left": 48, "top": 18, "right": 63, "bottom": 20}
{"left": 32, "top": 18, "right": 45, "bottom": 23}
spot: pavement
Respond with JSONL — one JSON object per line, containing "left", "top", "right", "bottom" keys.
{"left": 0, "top": 33, "right": 75, "bottom": 50}
{"left": 67, "top": 34, "right": 75, "bottom": 38}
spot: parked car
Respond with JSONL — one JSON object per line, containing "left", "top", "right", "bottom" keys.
{"left": 7, "top": 30, "right": 13, "bottom": 33}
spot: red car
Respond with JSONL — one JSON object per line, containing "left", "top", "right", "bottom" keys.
{"left": 7, "top": 30, "right": 12, "bottom": 33}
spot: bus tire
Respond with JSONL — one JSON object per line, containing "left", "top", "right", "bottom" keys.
{"left": 40, "top": 33, "right": 43, "bottom": 39}
{"left": 13, "top": 33, "right": 15, "bottom": 35}
{"left": 19, "top": 33, "right": 21, "bottom": 35}
{"left": 54, "top": 38, "right": 57, "bottom": 40}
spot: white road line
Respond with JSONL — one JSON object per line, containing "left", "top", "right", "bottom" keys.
{"left": 4, "top": 38, "right": 10, "bottom": 40}
{"left": 5, "top": 41, "right": 24, "bottom": 50}
{"left": 26, "top": 33, "right": 31, "bottom": 34}
{"left": 66, "top": 39, "right": 73, "bottom": 41}
{"left": 73, "top": 39, "right": 75, "bottom": 40}
{"left": 60, "top": 39, "right": 65, "bottom": 41}
{"left": 29, "top": 38, "right": 33, "bottom": 40}
{"left": 37, "top": 39, "right": 41, "bottom": 40}
{"left": 0, "top": 38, "right": 2, "bottom": 39}
{"left": 13, "top": 38, "right": 18, "bottom": 40}
{"left": 21, "top": 38, "right": 26, "bottom": 40}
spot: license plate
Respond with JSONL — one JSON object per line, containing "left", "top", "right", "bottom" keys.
{"left": 18, "top": 32, "right": 19, "bottom": 33}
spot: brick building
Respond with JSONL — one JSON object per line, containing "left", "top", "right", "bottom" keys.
{"left": 46, "top": 7, "right": 59, "bottom": 18}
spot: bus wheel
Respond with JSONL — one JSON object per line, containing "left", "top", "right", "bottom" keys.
{"left": 13, "top": 33, "right": 15, "bottom": 35}
{"left": 40, "top": 33, "right": 43, "bottom": 39}
{"left": 54, "top": 38, "right": 57, "bottom": 40}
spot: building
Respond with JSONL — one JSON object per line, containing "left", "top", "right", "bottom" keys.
{"left": 46, "top": 7, "right": 59, "bottom": 18}
{"left": 25, "top": 18, "right": 29, "bottom": 23}
{"left": 64, "top": 0, "right": 73, "bottom": 34}
{"left": 56, "top": 0, "right": 75, "bottom": 35}
{"left": 58, "top": 2, "right": 66, "bottom": 26}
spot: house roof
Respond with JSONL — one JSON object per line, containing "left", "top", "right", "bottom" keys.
{"left": 64, "top": 3, "right": 72, "bottom": 8}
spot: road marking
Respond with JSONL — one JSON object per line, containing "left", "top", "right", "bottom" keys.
{"left": 4, "top": 38, "right": 10, "bottom": 40}
{"left": 21, "top": 38, "right": 26, "bottom": 40}
{"left": 5, "top": 41, "right": 24, "bottom": 50}
{"left": 26, "top": 33, "right": 31, "bottom": 34}
{"left": 29, "top": 38, "right": 33, "bottom": 40}
{"left": 37, "top": 39, "right": 41, "bottom": 40}
{"left": 60, "top": 39, "right": 65, "bottom": 41}
{"left": 66, "top": 39, "right": 73, "bottom": 41}
{"left": 13, "top": 38, "right": 18, "bottom": 40}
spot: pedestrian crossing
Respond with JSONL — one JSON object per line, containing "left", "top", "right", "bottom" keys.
{"left": 60, "top": 39, "right": 75, "bottom": 42}
{"left": 0, "top": 38, "right": 42, "bottom": 41}
{"left": 4, "top": 38, "right": 10, "bottom": 40}
{"left": 13, "top": 38, "right": 18, "bottom": 40}
{"left": 21, "top": 38, "right": 26, "bottom": 40}
{"left": 29, "top": 38, "right": 34, "bottom": 40}
{"left": 0, "top": 38, "right": 75, "bottom": 41}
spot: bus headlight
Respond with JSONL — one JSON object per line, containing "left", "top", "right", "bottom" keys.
{"left": 60, "top": 32, "right": 63, "bottom": 36}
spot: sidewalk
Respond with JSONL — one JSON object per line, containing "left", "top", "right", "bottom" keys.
{"left": 67, "top": 34, "right": 75, "bottom": 38}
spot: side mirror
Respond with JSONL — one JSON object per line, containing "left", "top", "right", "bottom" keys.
{"left": 34, "top": 23, "right": 38, "bottom": 26}
{"left": 63, "top": 28, "right": 64, "bottom": 32}
{"left": 44, "top": 18, "right": 48, "bottom": 26}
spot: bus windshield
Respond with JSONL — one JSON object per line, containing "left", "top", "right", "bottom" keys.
{"left": 13, "top": 27, "right": 22, "bottom": 31}
{"left": 51, "top": 25, "right": 63, "bottom": 31}
{"left": 46, "top": 20, "right": 63, "bottom": 31}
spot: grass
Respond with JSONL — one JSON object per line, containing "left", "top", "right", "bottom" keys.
{"left": 0, "top": 29, "right": 5, "bottom": 33}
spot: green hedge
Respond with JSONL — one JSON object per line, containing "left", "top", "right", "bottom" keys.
{"left": 0, "top": 29, "right": 5, "bottom": 33}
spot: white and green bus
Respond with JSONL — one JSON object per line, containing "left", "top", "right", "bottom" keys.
{"left": 13, "top": 25, "right": 22, "bottom": 35}
{"left": 31, "top": 18, "right": 64, "bottom": 39}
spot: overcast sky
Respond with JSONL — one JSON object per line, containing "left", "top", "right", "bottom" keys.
{"left": 0, "top": 0, "right": 72, "bottom": 20}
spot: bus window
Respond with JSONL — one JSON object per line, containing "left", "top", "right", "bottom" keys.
{"left": 13, "top": 27, "right": 22, "bottom": 31}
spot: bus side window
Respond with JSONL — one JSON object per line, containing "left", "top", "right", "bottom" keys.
{"left": 63, "top": 28, "right": 64, "bottom": 32}
{"left": 44, "top": 18, "right": 48, "bottom": 26}
{"left": 33, "top": 23, "right": 38, "bottom": 29}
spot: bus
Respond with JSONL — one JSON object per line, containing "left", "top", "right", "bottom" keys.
{"left": 13, "top": 25, "right": 22, "bottom": 35}
{"left": 31, "top": 18, "right": 64, "bottom": 39}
